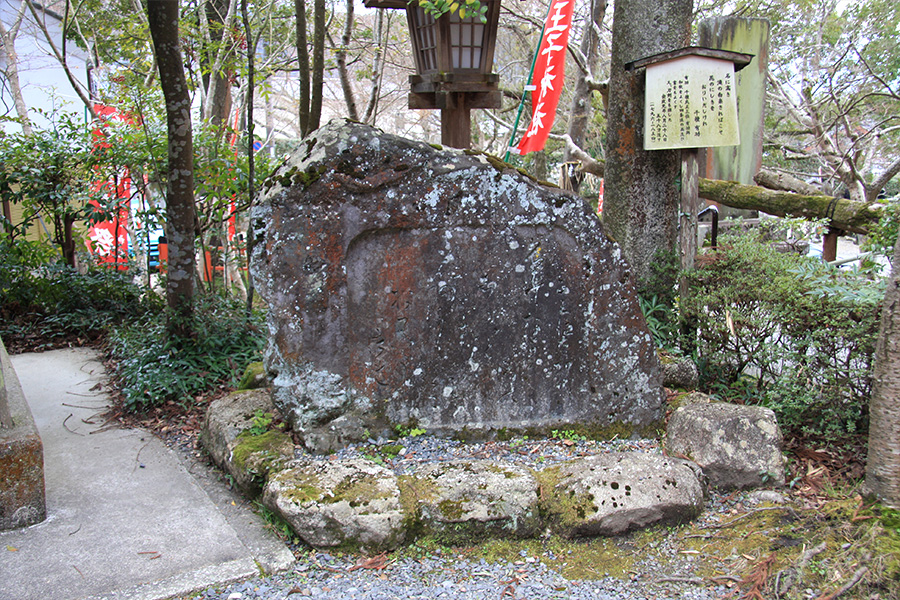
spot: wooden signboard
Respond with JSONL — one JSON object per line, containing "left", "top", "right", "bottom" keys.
{"left": 644, "top": 54, "right": 740, "bottom": 150}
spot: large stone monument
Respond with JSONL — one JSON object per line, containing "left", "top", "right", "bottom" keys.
{"left": 251, "top": 120, "right": 662, "bottom": 452}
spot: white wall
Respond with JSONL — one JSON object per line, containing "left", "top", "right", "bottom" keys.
{"left": 0, "top": 0, "right": 90, "bottom": 133}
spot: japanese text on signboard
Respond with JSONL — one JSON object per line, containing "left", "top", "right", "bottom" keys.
{"left": 644, "top": 55, "right": 739, "bottom": 150}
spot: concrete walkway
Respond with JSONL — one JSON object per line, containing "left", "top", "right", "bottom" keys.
{"left": 0, "top": 348, "right": 294, "bottom": 600}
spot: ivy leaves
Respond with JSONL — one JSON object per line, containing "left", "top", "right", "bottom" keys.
{"left": 414, "top": 0, "right": 489, "bottom": 23}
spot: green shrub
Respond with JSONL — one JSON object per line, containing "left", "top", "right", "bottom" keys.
{"left": 638, "top": 294, "right": 680, "bottom": 350}
{"left": 862, "top": 198, "right": 900, "bottom": 263}
{"left": 681, "top": 232, "right": 881, "bottom": 439}
{"left": 107, "top": 293, "right": 266, "bottom": 410}
{"left": 0, "top": 237, "right": 157, "bottom": 346}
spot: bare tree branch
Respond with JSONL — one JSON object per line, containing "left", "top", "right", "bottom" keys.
{"left": 869, "top": 157, "right": 900, "bottom": 202}
{"left": 23, "top": 0, "right": 98, "bottom": 120}
{"left": 563, "top": 134, "right": 604, "bottom": 177}
{"left": 699, "top": 178, "right": 883, "bottom": 234}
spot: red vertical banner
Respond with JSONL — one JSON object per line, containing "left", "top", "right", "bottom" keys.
{"left": 516, "top": 0, "right": 575, "bottom": 155}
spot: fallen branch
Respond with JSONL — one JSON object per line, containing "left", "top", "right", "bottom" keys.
{"left": 702, "top": 507, "right": 797, "bottom": 530}
{"left": 655, "top": 576, "right": 704, "bottom": 585}
{"left": 739, "top": 553, "right": 777, "bottom": 600}
{"left": 814, "top": 566, "right": 868, "bottom": 600}
{"left": 773, "top": 542, "right": 827, "bottom": 598}
{"left": 348, "top": 552, "right": 391, "bottom": 571}
{"left": 62, "top": 413, "right": 84, "bottom": 436}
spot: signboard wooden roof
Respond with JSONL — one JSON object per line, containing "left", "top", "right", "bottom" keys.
{"left": 363, "top": 0, "right": 408, "bottom": 8}
{"left": 625, "top": 46, "right": 753, "bottom": 72}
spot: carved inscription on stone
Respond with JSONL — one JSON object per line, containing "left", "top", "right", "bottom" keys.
{"left": 346, "top": 225, "right": 597, "bottom": 428}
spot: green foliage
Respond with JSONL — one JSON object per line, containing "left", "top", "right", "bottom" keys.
{"left": 682, "top": 232, "right": 881, "bottom": 439}
{"left": 247, "top": 410, "right": 275, "bottom": 436}
{"left": 252, "top": 500, "right": 298, "bottom": 544}
{"left": 394, "top": 424, "right": 426, "bottom": 439}
{"left": 414, "top": 0, "right": 489, "bottom": 23}
{"left": 107, "top": 293, "right": 266, "bottom": 411}
{"left": 638, "top": 295, "right": 680, "bottom": 350}
{"left": 862, "top": 198, "right": 900, "bottom": 262}
{"left": 0, "top": 112, "right": 113, "bottom": 250}
{"left": 0, "top": 237, "right": 157, "bottom": 346}
{"left": 637, "top": 249, "right": 679, "bottom": 310}
{"left": 636, "top": 249, "right": 681, "bottom": 350}
{"left": 550, "top": 429, "right": 586, "bottom": 443}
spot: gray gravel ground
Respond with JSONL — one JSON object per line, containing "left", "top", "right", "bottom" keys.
{"left": 176, "top": 434, "right": 745, "bottom": 600}
{"left": 183, "top": 550, "right": 730, "bottom": 600}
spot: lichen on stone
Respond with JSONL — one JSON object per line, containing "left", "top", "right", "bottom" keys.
{"left": 535, "top": 466, "right": 598, "bottom": 530}
{"left": 328, "top": 472, "right": 391, "bottom": 508}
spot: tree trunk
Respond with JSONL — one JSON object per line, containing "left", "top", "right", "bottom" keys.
{"left": 200, "top": 0, "right": 236, "bottom": 129}
{"left": 562, "top": 0, "right": 607, "bottom": 176}
{"left": 602, "top": 0, "right": 692, "bottom": 287}
{"left": 240, "top": 0, "right": 256, "bottom": 312}
{"left": 362, "top": 9, "right": 388, "bottom": 125}
{"left": 336, "top": 0, "right": 358, "bottom": 121}
{"left": 147, "top": 0, "right": 198, "bottom": 337}
{"left": 295, "top": 0, "right": 311, "bottom": 136}
{"left": 62, "top": 214, "right": 77, "bottom": 269}
{"left": 699, "top": 178, "right": 883, "bottom": 235}
{"left": 0, "top": 3, "right": 34, "bottom": 136}
{"left": 863, "top": 233, "right": 900, "bottom": 509}
{"left": 309, "top": 0, "right": 326, "bottom": 132}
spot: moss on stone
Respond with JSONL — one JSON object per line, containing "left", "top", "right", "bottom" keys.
{"left": 470, "top": 536, "right": 633, "bottom": 579}
{"left": 237, "top": 361, "right": 266, "bottom": 390}
{"left": 277, "top": 469, "right": 324, "bottom": 505}
{"left": 483, "top": 463, "right": 522, "bottom": 479}
{"left": 397, "top": 474, "right": 439, "bottom": 536}
{"left": 437, "top": 498, "right": 466, "bottom": 521}
{"left": 328, "top": 473, "right": 390, "bottom": 508}
{"left": 231, "top": 430, "right": 292, "bottom": 478}
{"left": 292, "top": 167, "right": 323, "bottom": 188}
{"left": 535, "top": 466, "right": 597, "bottom": 533}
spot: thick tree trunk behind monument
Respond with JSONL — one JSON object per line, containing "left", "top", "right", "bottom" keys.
{"left": 864, "top": 235, "right": 900, "bottom": 509}
{"left": 603, "top": 0, "right": 692, "bottom": 287}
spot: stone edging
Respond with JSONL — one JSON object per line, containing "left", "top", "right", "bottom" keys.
{"left": 0, "top": 337, "right": 46, "bottom": 530}
{"left": 203, "top": 390, "right": 707, "bottom": 552}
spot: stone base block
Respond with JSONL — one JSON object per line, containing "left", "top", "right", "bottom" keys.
{"left": 0, "top": 338, "right": 46, "bottom": 530}
{"left": 0, "top": 434, "right": 45, "bottom": 529}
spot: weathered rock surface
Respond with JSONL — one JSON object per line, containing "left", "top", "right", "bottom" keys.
{"left": 538, "top": 453, "right": 705, "bottom": 537}
{"left": 403, "top": 460, "right": 541, "bottom": 543}
{"left": 202, "top": 389, "right": 293, "bottom": 495}
{"left": 671, "top": 391, "right": 712, "bottom": 408}
{"left": 262, "top": 458, "right": 407, "bottom": 551}
{"left": 250, "top": 119, "right": 663, "bottom": 452}
{"left": 660, "top": 354, "right": 699, "bottom": 390}
{"left": 666, "top": 402, "right": 785, "bottom": 490}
